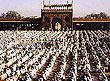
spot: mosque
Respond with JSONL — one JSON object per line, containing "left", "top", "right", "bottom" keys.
{"left": 0, "top": 0, "right": 110, "bottom": 81}
{"left": 0, "top": 0, "right": 110, "bottom": 30}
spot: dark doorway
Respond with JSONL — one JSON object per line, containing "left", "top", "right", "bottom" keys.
{"left": 52, "top": 18, "right": 62, "bottom": 31}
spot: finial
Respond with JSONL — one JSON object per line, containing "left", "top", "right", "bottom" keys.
{"left": 43, "top": 0, "right": 45, "bottom": 4}
{"left": 67, "top": 0, "right": 69, "bottom": 4}
{"left": 49, "top": 0, "right": 51, "bottom": 5}
{"left": 43, "top": 0, "right": 45, "bottom": 8}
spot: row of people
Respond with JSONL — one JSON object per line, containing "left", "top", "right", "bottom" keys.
{"left": 0, "top": 30, "right": 109, "bottom": 81}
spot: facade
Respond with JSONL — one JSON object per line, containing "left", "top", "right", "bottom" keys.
{"left": 0, "top": 0, "right": 110, "bottom": 30}
{"left": 0, "top": 18, "right": 42, "bottom": 30}
{"left": 41, "top": 1, "right": 73, "bottom": 31}
{"left": 73, "top": 18, "right": 110, "bottom": 30}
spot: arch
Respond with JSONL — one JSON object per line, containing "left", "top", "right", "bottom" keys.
{"left": 52, "top": 18, "right": 62, "bottom": 31}
{"left": 45, "top": 16, "right": 49, "bottom": 22}
{"left": 65, "top": 16, "right": 70, "bottom": 22}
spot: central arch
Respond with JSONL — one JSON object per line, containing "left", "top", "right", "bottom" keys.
{"left": 52, "top": 18, "right": 62, "bottom": 31}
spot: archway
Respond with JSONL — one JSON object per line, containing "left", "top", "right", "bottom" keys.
{"left": 52, "top": 18, "right": 62, "bottom": 31}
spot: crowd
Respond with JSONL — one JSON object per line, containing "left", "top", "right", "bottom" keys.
{"left": 0, "top": 30, "right": 109, "bottom": 81}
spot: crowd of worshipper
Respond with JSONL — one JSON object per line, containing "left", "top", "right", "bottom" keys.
{"left": 0, "top": 30, "right": 109, "bottom": 81}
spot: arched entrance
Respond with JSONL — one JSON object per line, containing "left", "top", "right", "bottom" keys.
{"left": 52, "top": 18, "right": 62, "bottom": 31}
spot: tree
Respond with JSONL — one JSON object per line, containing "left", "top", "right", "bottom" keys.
{"left": 85, "top": 15, "right": 91, "bottom": 19}
{"left": 1, "top": 13, "right": 6, "bottom": 18}
{"left": 85, "top": 12, "right": 109, "bottom": 19}
{"left": 0, "top": 10, "right": 24, "bottom": 19}
{"left": 99, "top": 12, "right": 107, "bottom": 19}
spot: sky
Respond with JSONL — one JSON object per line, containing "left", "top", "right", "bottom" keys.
{"left": 0, "top": 0, "right": 110, "bottom": 17}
